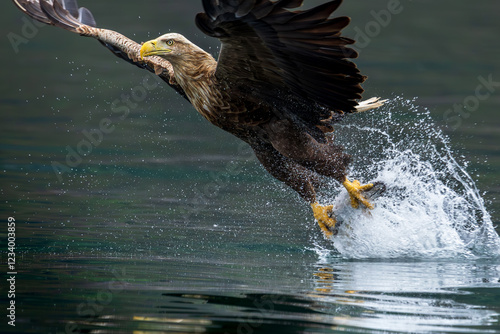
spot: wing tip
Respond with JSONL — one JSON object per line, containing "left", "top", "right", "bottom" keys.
{"left": 12, "top": 0, "right": 97, "bottom": 32}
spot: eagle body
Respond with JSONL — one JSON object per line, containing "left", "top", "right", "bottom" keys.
{"left": 13, "top": 0, "right": 386, "bottom": 237}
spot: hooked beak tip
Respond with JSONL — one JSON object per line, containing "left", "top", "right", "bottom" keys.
{"left": 140, "top": 40, "right": 157, "bottom": 60}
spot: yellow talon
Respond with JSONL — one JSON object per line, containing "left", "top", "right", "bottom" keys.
{"left": 311, "top": 202, "right": 336, "bottom": 237}
{"left": 343, "top": 178, "right": 374, "bottom": 209}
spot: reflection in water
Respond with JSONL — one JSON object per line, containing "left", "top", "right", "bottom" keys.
{"left": 309, "top": 259, "right": 500, "bottom": 333}
{"left": 132, "top": 316, "right": 212, "bottom": 333}
{"left": 54, "top": 258, "right": 499, "bottom": 334}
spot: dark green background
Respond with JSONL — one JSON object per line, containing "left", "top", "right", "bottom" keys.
{"left": 1, "top": 1, "right": 499, "bottom": 333}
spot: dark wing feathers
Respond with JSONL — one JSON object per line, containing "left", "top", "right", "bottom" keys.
{"left": 277, "top": 0, "right": 305, "bottom": 9}
{"left": 61, "top": 0, "right": 78, "bottom": 17}
{"left": 13, "top": 0, "right": 51, "bottom": 24}
{"left": 284, "top": 1, "right": 342, "bottom": 26}
{"left": 78, "top": 7, "right": 97, "bottom": 27}
{"left": 62, "top": 0, "right": 95, "bottom": 26}
{"left": 40, "top": 0, "right": 83, "bottom": 31}
{"left": 14, "top": 0, "right": 365, "bottom": 124}
{"left": 196, "top": 0, "right": 365, "bottom": 113}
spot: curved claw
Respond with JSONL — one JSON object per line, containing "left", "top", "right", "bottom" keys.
{"left": 311, "top": 202, "right": 336, "bottom": 237}
{"left": 343, "top": 178, "right": 375, "bottom": 209}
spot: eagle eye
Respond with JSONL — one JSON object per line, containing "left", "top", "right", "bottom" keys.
{"left": 166, "top": 39, "right": 174, "bottom": 46}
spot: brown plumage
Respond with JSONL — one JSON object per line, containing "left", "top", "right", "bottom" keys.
{"left": 12, "top": 0, "right": 386, "bottom": 237}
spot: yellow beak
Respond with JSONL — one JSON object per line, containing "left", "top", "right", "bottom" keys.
{"left": 140, "top": 39, "right": 171, "bottom": 60}
{"left": 140, "top": 40, "right": 156, "bottom": 59}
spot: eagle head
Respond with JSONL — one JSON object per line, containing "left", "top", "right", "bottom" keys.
{"left": 140, "top": 33, "right": 199, "bottom": 61}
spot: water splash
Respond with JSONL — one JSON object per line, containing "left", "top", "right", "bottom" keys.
{"left": 317, "top": 96, "right": 500, "bottom": 259}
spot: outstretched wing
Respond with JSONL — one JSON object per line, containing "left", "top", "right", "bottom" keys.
{"left": 12, "top": 0, "right": 187, "bottom": 99}
{"left": 196, "top": 0, "right": 365, "bottom": 113}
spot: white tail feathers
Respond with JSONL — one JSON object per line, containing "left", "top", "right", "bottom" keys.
{"left": 355, "top": 97, "right": 387, "bottom": 112}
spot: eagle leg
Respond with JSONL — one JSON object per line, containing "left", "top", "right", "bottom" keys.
{"left": 342, "top": 178, "right": 374, "bottom": 209}
{"left": 252, "top": 142, "right": 339, "bottom": 237}
{"left": 311, "top": 203, "right": 336, "bottom": 238}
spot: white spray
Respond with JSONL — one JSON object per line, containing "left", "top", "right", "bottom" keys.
{"left": 316, "top": 96, "right": 500, "bottom": 259}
